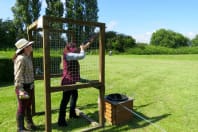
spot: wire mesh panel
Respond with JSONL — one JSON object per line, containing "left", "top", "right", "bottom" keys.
{"left": 31, "top": 16, "right": 101, "bottom": 87}
{"left": 32, "top": 30, "right": 44, "bottom": 77}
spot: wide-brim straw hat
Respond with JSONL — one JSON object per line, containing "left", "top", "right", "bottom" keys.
{"left": 15, "top": 38, "right": 34, "bottom": 54}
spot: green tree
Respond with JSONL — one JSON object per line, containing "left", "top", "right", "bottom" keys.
{"left": 112, "top": 38, "right": 121, "bottom": 52}
{"left": 84, "top": 0, "right": 98, "bottom": 42}
{"left": 31, "top": 0, "right": 42, "bottom": 21}
{"left": 191, "top": 35, "right": 198, "bottom": 46}
{"left": 45, "top": 0, "right": 64, "bottom": 49}
{"left": 64, "top": 0, "right": 98, "bottom": 21}
{"left": 174, "top": 33, "right": 190, "bottom": 47}
{"left": 45, "top": 0, "right": 64, "bottom": 17}
{"left": 64, "top": 0, "right": 98, "bottom": 44}
{"left": 12, "top": 0, "right": 41, "bottom": 39}
{"left": 84, "top": 0, "right": 98, "bottom": 22}
{"left": 65, "top": 0, "right": 75, "bottom": 19}
{"left": 150, "top": 28, "right": 189, "bottom": 48}
{"left": 122, "top": 35, "right": 136, "bottom": 50}
{"left": 105, "top": 31, "right": 117, "bottom": 50}
{"left": 105, "top": 31, "right": 136, "bottom": 52}
{"left": 0, "top": 19, "right": 17, "bottom": 49}
{"left": 115, "top": 34, "right": 135, "bottom": 52}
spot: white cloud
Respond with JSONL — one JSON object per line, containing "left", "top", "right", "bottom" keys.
{"left": 61, "top": 0, "right": 65, "bottom": 3}
{"left": 184, "top": 32, "right": 197, "bottom": 39}
{"left": 132, "top": 31, "right": 153, "bottom": 43}
{"left": 106, "top": 21, "right": 118, "bottom": 31}
{"left": 133, "top": 31, "right": 198, "bottom": 43}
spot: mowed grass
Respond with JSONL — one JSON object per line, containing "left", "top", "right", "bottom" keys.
{"left": 0, "top": 54, "right": 198, "bottom": 132}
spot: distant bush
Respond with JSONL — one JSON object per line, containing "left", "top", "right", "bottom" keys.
{"left": 125, "top": 45, "right": 198, "bottom": 55}
{"left": 174, "top": 47, "right": 198, "bottom": 54}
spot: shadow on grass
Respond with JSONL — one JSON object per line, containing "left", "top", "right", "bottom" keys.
{"left": 32, "top": 102, "right": 171, "bottom": 131}
{"left": 32, "top": 103, "right": 100, "bottom": 131}
{"left": 100, "top": 112, "right": 170, "bottom": 132}
{"left": 129, "top": 110, "right": 170, "bottom": 128}
{"left": 34, "top": 119, "right": 92, "bottom": 132}
{"left": 99, "top": 102, "right": 171, "bottom": 132}
{"left": 33, "top": 108, "right": 59, "bottom": 116}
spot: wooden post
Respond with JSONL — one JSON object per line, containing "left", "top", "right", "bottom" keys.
{"left": 98, "top": 23, "right": 106, "bottom": 127}
{"left": 43, "top": 16, "right": 52, "bottom": 132}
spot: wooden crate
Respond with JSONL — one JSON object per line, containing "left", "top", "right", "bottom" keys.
{"left": 104, "top": 97, "right": 133, "bottom": 125}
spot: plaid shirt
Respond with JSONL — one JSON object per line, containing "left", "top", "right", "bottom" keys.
{"left": 14, "top": 53, "right": 34, "bottom": 90}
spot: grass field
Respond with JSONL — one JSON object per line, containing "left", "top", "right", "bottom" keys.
{"left": 0, "top": 54, "right": 198, "bottom": 132}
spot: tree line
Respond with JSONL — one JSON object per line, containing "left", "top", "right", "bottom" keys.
{"left": 0, "top": 0, "right": 98, "bottom": 49}
{"left": 1, "top": 0, "right": 198, "bottom": 52}
{"left": 104, "top": 29, "right": 198, "bottom": 53}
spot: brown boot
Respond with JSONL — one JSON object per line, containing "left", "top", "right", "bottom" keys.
{"left": 26, "top": 118, "right": 37, "bottom": 130}
{"left": 25, "top": 109, "right": 37, "bottom": 130}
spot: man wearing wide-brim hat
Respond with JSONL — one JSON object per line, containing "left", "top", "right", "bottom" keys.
{"left": 15, "top": 38, "right": 34, "bottom": 54}
{"left": 13, "top": 38, "right": 37, "bottom": 131}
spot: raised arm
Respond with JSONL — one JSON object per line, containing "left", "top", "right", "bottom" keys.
{"left": 82, "top": 33, "right": 98, "bottom": 50}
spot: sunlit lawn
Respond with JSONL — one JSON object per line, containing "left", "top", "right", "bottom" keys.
{"left": 0, "top": 54, "right": 198, "bottom": 132}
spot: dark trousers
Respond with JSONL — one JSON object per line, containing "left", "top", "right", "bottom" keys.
{"left": 15, "top": 84, "right": 33, "bottom": 116}
{"left": 15, "top": 84, "right": 34, "bottom": 130}
{"left": 59, "top": 90, "right": 78, "bottom": 115}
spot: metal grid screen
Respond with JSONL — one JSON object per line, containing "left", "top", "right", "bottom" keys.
{"left": 31, "top": 17, "right": 100, "bottom": 87}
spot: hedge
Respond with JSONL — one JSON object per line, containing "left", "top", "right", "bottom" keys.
{"left": 0, "top": 59, "right": 14, "bottom": 83}
{"left": 0, "top": 57, "right": 61, "bottom": 83}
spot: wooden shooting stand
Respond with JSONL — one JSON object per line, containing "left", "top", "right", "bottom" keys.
{"left": 27, "top": 16, "right": 105, "bottom": 132}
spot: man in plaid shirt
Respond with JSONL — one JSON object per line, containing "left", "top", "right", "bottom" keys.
{"left": 13, "top": 38, "right": 37, "bottom": 132}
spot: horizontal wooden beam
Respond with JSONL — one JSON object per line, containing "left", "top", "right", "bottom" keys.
{"left": 50, "top": 80, "right": 103, "bottom": 92}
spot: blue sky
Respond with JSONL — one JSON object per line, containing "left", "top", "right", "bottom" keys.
{"left": 1, "top": 0, "right": 198, "bottom": 43}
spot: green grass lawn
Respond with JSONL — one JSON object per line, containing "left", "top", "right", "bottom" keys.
{"left": 1, "top": 54, "right": 198, "bottom": 132}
